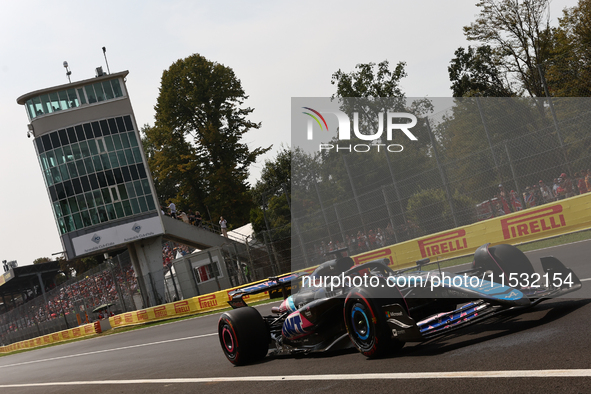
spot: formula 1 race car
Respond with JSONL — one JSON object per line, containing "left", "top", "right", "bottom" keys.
{"left": 218, "top": 243, "right": 582, "bottom": 365}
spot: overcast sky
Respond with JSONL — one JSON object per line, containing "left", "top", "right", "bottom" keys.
{"left": 0, "top": 0, "right": 578, "bottom": 267}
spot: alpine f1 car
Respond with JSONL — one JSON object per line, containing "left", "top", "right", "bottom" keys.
{"left": 218, "top": 243, "right": 582, "bottom": 365}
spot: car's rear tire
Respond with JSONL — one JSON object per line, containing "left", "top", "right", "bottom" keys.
{"left": 218, "top": 307, "right": 269, "bottom": 365}
{"left": 344, "top": 289, "right": 405, "bottom": 358}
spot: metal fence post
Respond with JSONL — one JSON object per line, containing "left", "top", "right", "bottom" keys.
{"left": 343, "top": 155, "right": 368, "bottom": 234}
{"left": 381, "top": 185, "right": 398, "bottom": 244}
{"left": 425, "top": 117, "right": 458, "bottom": 228}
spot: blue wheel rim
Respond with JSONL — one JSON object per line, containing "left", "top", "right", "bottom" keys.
{"left": 351, "top": 305, "right": 370, "bottom": 340}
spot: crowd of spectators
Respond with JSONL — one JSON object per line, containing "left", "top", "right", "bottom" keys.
{"left": 162, "top": 204, "right": 205, "bottom": 228}
{"left": 308, "top": 170, "right": 591, "bottom": 263}
{"left": 162, "top": 242, "right": 194, "bottom": 267}
{"left": 2, "top": 238, "right": 198, "bottom": 339}
{"left": 309, "top": 221, "right": 421, "bottom": 263}
{"left": 481, "top": 170, "right": 591, "bottom": 218}
{"left": 1, "top": 262, "right": 138, "bottom": 337}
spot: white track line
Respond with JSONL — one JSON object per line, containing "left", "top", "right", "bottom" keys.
{"left": 1, "top": 370, "right": 591, "bottom": 387}
{"left": 0, "top": 333, "right": 216, "bottom": 369}
{"left": 522, "top": 237, "right": 591, "bottom": 253}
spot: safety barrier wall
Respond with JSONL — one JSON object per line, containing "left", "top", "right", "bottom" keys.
{"left": 108, "top": 286, "right": 270, "bottom": 329}
{"left": 3, "top": 194, "right": 589, "bottom": 354}
{"left": 352, "top": 193, "right": 591, "bottom": 269}
{"left": 0, "top": 323, "right": 96, "bottom": 354}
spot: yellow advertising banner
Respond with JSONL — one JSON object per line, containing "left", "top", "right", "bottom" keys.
{"left": 0, "top": 323, "right": 97, "bottom": 354}
{"left": 352, "top": 193, "right": 591, "bottom": 270}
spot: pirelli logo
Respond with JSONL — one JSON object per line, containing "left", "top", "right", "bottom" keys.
{"left": 137, "top": 310, "right": 148, "bottom": 322}
{"left": 43, "top": 336, "right": 50, "bottom": 344}
{"left": 52, "top": 333, "right": 59, "bottom": 341}
{"left": 418, "top": 229, "right": 468, "bottom": 258}
{"left": 501, "top": 205, "right": 565, "bottom": 240}
{"left": 174, "top": 300, "right": 191, "bottom": 314}
{"left": 36, "top": 338, "right": 42, "bottom": 345}
{"left": 124, "top": 313, "right": 134, "bottom": 323}
{"left": 84, "top": 325, "right": 94, "bottom": 334}
{"left": 154, "top": 306, "right": 167, "bottom": 318}
{"left": 353, "top": 248, "right": 393, "bottom": 266}
{"left": 62, "top": 331, "right": 70, "bottom": 339}
{"left": 113, "top": 315, "right": 122, "bottom": 325}
{"left": 72, "top": 328, "right": 81, "bottom": 337}
{"left": 199, "top": 294, "right": 218, "bottom": 309}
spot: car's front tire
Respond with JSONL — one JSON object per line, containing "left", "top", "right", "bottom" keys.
{"left": 344, "top": 289, "right": 404, "bottom": 358}
{"left": 218, "top": 307, "right": 269, "bottom": 365}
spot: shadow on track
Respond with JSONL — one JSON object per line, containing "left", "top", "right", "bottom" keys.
{"left": 387, "top": 298, "right": 591, "bottom": 358}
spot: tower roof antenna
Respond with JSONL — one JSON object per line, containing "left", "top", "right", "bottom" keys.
{"left": 63, "top": 61, "right": 72, "bottom": 83}
{"left": 102, "top": 47, "right": 111, "bottom": 74}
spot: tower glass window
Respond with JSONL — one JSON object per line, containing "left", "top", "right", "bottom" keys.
{"left": 36, "top": 115, "right": 156, "bottom": 235}
{"left": 24, "top": 78, "right": 126, "bottom": 121}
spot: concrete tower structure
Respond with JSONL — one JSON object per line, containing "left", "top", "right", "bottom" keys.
{"left": 17, "top": 68, "right": 246, "bottom": 307}
{"left": 17, "top": 69, "right": 168, "bottom": 306}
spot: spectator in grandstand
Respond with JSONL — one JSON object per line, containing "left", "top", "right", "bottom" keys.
{"left": 168, "top": 201, "right": 177, "bottom": 219}
{"left": 561, "top": 173, "right": 575, "bottom": 198}
{"left": 498, "top": 185, "right": 511, "bottom": 214}
{"left": 376, "top": 228, "right": 385, "bottom": 247}
{"left": 531, "top": 185, "right": 543, "bottom": 206}
{"left": 539, "top": 180, "right": 555, "bottom": 203}
{"left": 187, "top": 210, "right": 196, "bottom": 225}
{"left": 510, "top": 190, "right": 523, "bottom": 211}
{"left": 179, "top": 211, "right": 190, "bottom": 224}
{"left": 219, "top": 216, "right": 228, "bottom": 237}
{"left": 385, "top": 223, "right": 396, "bottom": 244}
{"left": 194, "top": 211, "right": 202, "bottom": 227}
{"left": 586, "top": 170, "right": 591, "bottom": 192}
{"left": 492, "top": 196, "right": 505, "bottom": 216}
{"left": 356, "top": 231, "right": 368, "bottom": 252}
{"left": 554, "top": 178, "right": 565, "bottom": 199}
{"left": 523, "top": 187, "right": 536, "bottom": 208}
{"left": 368, "top": 230, "right": 376, "bottom": 248}
{"left": 576, "top": 171, "right": 588, "bottom": 194}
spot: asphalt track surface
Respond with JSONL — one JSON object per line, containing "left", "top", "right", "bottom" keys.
{"left": 1, "top": 240, "right": 591, "bottom": 393}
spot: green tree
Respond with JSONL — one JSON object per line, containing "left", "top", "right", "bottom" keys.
{"left": 545, "top": 0, "right": 591, "bottom": 96}
{"left": 464, "top": 0, "right": 553, "bottom": 97}
{"left": 448, "top": 45, "right": 515, "bottom": 97}
{"left": 322, "top": 61, "right": 434, "bottom": 227}
{"left": 147, "top": 54, "right": 270, "bottom": 225}
{"left": 406, "top": 188, "right": 476, "bottom": 235}
{"left": 33, "top": 257, "right": 51, "bottom": 265}
{"left": 141, "top": 123, "right": 204, "bottom": 213}
{"left": 250, "top": 146, "right": 292, "bottom": 239}
{"left": 331, "top": 60, "right": 407, "bottom": 99}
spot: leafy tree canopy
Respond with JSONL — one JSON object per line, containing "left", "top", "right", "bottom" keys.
{"left": 250, "top": 146, "right": 292, "bottom": 238}
{"left": 545, "top": 0, "right": 591, "bottom": 96}
{"left": 33, "top": 257, "right": 51, "bottom": 265}
{"left": 462, "top": 0, "right": 553, "bottom": 97}
{"left": 448, "top": 45, "right": 515, "bottom": 97}
{"left": 145, "top": 54, "right": 271, "bottom": 225}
